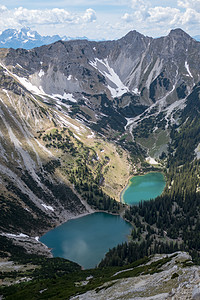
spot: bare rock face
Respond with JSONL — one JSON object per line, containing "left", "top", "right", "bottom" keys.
{"left": 0, "top": 62, "right": 92, "bottom": 238}
{"left": 192, "top": 285, "right": 200, "bottom": 300}
{"left": 4, "top": 28, "right": 200, "bottom": 103}
{"left": 2, "top": 28, "right": 200, "bottom": 142}
{"left": 71, "top": 252, "right": 200, "bottom": 300}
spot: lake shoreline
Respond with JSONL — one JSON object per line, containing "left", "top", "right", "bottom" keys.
{"left": 120, "top": 171, "right": 166, "bottom": 205}
{"left": 40, "top": 212, "right": 132, "bottom": 269}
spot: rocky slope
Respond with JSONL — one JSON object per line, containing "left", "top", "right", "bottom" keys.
{"left": 1, "top": 28, "right": 200, "bottom": 157}
{"left": 0, "top": 50, "right": 132, "bottom": 250}
{"left": 2, "top": 252, "right": 200, "bottom": 299}
{"left": 0, "top": 60, "right": 89, "bottom": 235}
{"left": 72, "top": 252, "right": 200, "bottom": 300}
{"left": 0, "top": 28, "right": 199, "bottom": 240}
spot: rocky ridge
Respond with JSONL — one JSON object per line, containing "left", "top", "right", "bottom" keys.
{"left": 72, "top": 252, "right": 200, "bottom": 300}
{"left": 1, "top": 28, "right": 200, "bottom": 157}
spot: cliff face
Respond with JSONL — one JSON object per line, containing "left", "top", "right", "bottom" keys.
{"left": 1, "top": 29, "right": 200, "bottom": 156}
{"left": 0, "top": 61, "right": 92, "bottom": 237}
{"left": 0, "top": 55, "right": 131, "bottom": 240}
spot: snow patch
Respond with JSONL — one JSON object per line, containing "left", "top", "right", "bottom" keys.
{"left": 38, "top": 69, "right": 45, "bottom": 77}
{"left": 67, "top": 75, "right": 73, "bottom": 80}
{"left": 41, "top": 204, "right": 54, "bottom": 212}
{"left": 57, "top": 115, "right": 82, "bottom": 134}
{"left": 146, "top": 157, "right": 159, "bottom": 165}
{"left": 3, "top": 233, "right": 29, "bottom": 238}
{"left": 16, "top": 63, "right": 23, "bottom": 69}
{"left": 73, "top": 133, "right": 80, "bottom": 140}
{"left": 52, "top": 93, "right": 77, "bottom": 103}
{"left": 89, "top": 58, "right": 129, "bottom": 98}
{"left": 185, "top": 61, "right": 193, "bottom": 78}
{"left": 15, "top": 75, "right": 45, "bottom": 95}
{"left": 27, "top": 31, "right": 35, "bottom": 38}
{"left": 132, "top": 88, "right": 140, "bottom": 95}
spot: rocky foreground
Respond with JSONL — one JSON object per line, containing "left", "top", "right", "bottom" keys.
{"left": 72, "top": 252, "right": 200, "bottom": 300}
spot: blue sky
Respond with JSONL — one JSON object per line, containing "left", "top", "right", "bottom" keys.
{"left": 0, "top": 0, "right": 200, "bottom": 39}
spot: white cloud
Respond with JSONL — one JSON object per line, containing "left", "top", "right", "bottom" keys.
{"left": 0, "top": 6, "right": 96, "bottom": 30}
{"left": 0, "top": 5, "right": 7, "bottom": 12}
{"left": 121, "top": 0, "right": 200, "bottom": 37}
{"left": 81, "top": 8, "right": 96, "bottom": 23}
{"left": 1, "top": 1, "right": 200, "bottom": 41}
{"left": 181, "top": 8, "right": 200, "bottom": 25}
{"left": 131, "top": 0, "right": 149, "bottom": 10}
{"left": 178, "top": 0, "right": 200, "bottom": 12}
{"left": 148, "top": 7, "right": 181, "bottom": 24}
{"left": 130, "top": 0, "right": 150, "bottom": 21}
{"left": 122, "top": 13, "right": 134, "bottom": 23}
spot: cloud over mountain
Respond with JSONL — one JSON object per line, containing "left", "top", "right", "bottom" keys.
{"left": 0, "top": 6, "right": 96, "bottom": 29}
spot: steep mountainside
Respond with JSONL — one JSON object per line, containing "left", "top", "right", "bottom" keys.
{"left": 0, "top": 28, "right": 200, "bottom": 299}
{"left": 0, "top": 28, "right": 200, "bottom": 240}
{"left": 0, "top": 49, "right": 132, "bottom": 253}
{"left": 1, "top": 28, "right": 200, "bottom": 157}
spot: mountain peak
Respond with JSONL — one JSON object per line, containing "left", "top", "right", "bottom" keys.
{"left": 121, "top": 30, "right": 151, "bottom": 44}
{"left": 168, "top": 28, "right": 192, "bottom": 39}
{"left": 123, "top": 30, "right": 146, "bottom": 39}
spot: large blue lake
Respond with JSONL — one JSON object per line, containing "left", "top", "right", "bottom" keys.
{"left": 122, "top": 172, "right": 166, "bottom": 205}
{"left": 40, "top": 212, "right": 132, "bottom": 269}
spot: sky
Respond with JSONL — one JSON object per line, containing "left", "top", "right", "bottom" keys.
{"left": 0, "top": 0, "right": 200, "bottom": 40}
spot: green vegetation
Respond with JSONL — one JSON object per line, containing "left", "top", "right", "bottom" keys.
{"left": 0, "top": 192, "right": 51, "bottom": 234}
{"left": 97, "top": 83, "right": 200, "bottom": 267}
{"left": 40, "top": 128, "right": 123, "bottom": 213}
{"left": 0, "top": 255, "right": 174, "bottom": 299}
{"left": 1, "top": 68, "right": 200, "bottom": 300}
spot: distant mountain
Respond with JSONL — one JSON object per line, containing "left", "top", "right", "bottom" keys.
{"left": 0, "top": 27, "right": 88, "bottom": 49}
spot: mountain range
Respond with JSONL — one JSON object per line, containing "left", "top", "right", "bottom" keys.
{"left": 2, "top": 28, "right": 200, "bottom": 156}
{"left": 0, "top": 27, "right": 88, "bottom": 50}
{"left": 0, "top": 27, "right": 199, "bottom": 50}
{"left": 0, "top": 27, "right": 200, "bottom": 299}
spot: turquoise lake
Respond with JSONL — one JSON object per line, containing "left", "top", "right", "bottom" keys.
{"left": 40, "top": 212, "right": 132, "bottom": 269}
{"left": 122, "top": 172, "right": 166, "bottom": 205}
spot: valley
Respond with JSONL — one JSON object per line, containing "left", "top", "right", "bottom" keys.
{"left": 0, "top": 28, "right": 199, "bottom": 299}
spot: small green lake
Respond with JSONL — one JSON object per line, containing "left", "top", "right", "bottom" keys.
{"left": 122, "top": 172, "right": 166, "bottom": 205}
{"left": 40, "top": 212, "right": 132, "bottom": 269}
